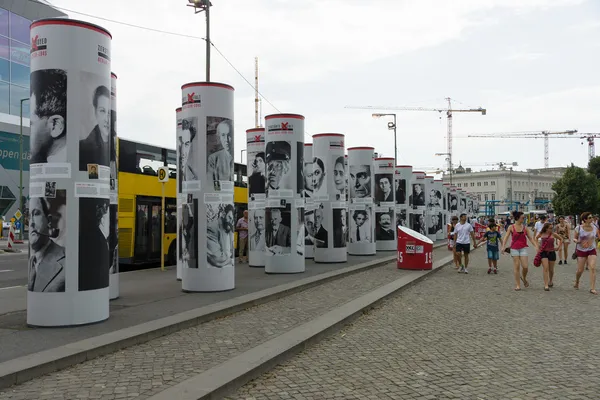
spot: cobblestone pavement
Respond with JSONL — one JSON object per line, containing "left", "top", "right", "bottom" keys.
{"left": 230, "top": 249, "right": 600, "bottom": 400}
{"left": 0, "top": 248, "right": 447, "bottom": 400}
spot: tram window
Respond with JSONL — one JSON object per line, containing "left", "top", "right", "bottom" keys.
{"left": 166, "top": 149, "right": 177, "bottom": 178}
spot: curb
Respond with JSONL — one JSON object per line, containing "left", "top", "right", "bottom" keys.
{"left": 147, "top": 251, "right": 459, "bottom": 400}
{"left": 0, "top": 243, "right": 443, "bottom": 391}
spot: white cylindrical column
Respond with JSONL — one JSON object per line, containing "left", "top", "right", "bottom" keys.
{"left": 303, "top": 143, "right": 315, "bottom": 259}
{"left": 434, "top": 180, "right": 445, "bottom": 241}
{"left": 180, "top": 82, "right": 235, "bottom": 291}
{"left": 394, "top": 165, "right": 411, "bottom": 232}
{"left": 28, "top": 19, "right": 112, "bottom": 326}
{"left": 246, "top": 127, "right": 266, "bottom": 267}
{"left": 457, "top": 189, "right": 466, "bottom": 215}
{"left": 109, "top": 72, "right": 119, "bottom": 300}
{"left": 424, "top": 176, "right": 437, "bottom": 242}
{"left": 312, "top": 134, "right": 347, "bottom": 263}
{"left": 264, "top": 114, "right": 305, "bottom": 273}
{"left": 175, "top": 107, "right": 183, "bottom": 281}
{"left": 374, "top": 158, "right": 395, "bottom": 251}
{"left": 448, "top": 186, "right": 458, "bottom": 216}
{"left": 347, "top": 147, "right": 375, "bottom": 256}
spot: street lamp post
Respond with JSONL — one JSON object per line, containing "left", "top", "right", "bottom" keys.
{"left": 19, "top": 98, "right": 29, "bottom": 240}
{"left": 372, "top": 113, "right": 397, "bottom": 166}
{"left": 187, "top": 0, "right": 212, "bottom": 82}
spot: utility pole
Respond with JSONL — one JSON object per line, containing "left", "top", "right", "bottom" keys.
{"left": 254, "top": 57, "right": 259, "bottom": 128}
{"left": 187, "top": 0, "right": 212, "bottom": 82}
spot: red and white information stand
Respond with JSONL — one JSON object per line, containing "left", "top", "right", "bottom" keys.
{"left": 474, "top": 222, "right": 487, "bottom": 241}
{"left": 397, "top": 226, "right": 433, "bottom": 270}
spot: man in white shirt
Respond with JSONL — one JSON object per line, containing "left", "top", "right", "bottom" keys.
{"left": 534, "top": 215, "right": 547, "bottom": 244}
{"left": 453, "top": 213, "right": 478, "bottom": 274}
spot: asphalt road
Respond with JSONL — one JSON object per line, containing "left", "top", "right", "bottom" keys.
{"left": 0, "top": 243, "right": 29, "bottom": 289}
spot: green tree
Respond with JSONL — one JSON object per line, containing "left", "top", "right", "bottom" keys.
{"left": 552, "top": 165, "right": 600, "bottom": 216}
{"left": 588, "top": 156, "right": 600, "bottom": 180}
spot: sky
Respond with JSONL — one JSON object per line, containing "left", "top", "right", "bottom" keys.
{"left": 46, "top": 0, "right": 600, "bottom": 175}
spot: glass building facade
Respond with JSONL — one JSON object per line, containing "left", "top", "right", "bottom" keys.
{"left": 0, "top": 7, "right": 30, "bottom": 118}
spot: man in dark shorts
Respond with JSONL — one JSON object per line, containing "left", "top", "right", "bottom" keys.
{"left": 453, "top": 213, "right": 478, "bottom": 274}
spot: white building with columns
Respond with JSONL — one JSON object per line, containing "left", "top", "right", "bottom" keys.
{"left": 442, "top": 166, "right": 566, "bottom": 214}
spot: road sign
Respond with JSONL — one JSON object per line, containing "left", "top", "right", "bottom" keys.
{"left": 14, "top": 210, "right": 22, "bottom": 220}
{"left": 158, "top": 167, "right": 169, "bottom": 183}
{"left": 15, "top": 221, "right": 20, "bottom": 229}
{"left": 10, "top": 218, "right": 15, "bottom": 223}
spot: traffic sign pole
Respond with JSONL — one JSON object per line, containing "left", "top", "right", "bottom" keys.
{"left": 161, "top": 181, "right": 165, "bottom": 272}
{"left": 157, "top": 167, "right": 169, "bottom": 272}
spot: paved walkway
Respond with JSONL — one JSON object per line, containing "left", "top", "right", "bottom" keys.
{"left": 230, "top": 249, "right": 600, "bottom": 400}
{"left": 0, "top": 250, "right": 407, "bottom": 363}
{"left": 0, "top": 247, "right": 447, "bottom": 400}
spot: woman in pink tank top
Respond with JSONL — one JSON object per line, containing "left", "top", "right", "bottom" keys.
{"left": 535, "top": 222, "right": 563, "bottom": 291}
{"left": 501, "top": 211, "right": 538, "bottom": 291}
{"left": 573, "top": 211, "right": 599, "bottom": 295}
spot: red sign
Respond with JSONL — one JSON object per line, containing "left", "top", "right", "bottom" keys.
{"left": 474, "top": 222, "right": 487, "bottom": 240}
{"left": 281, "top": 122, "right": 289, "bottom": 130}
{"left": 187, "top": 92, "right": 195, "bottom": 103}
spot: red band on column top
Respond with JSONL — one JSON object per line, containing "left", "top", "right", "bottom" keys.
{"left": 31, "top": 18, "right": 112, "bottom": 38}
{"left": 181, "top": 82, "right": 235, "bottom": 91}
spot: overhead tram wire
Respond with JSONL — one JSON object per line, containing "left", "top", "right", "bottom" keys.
{"left": 26, "top": 0, "right": 314, "bottom": 135}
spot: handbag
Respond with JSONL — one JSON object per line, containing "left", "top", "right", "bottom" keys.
{"left": 533, "top": 250, "right": 542, "bottom": 267}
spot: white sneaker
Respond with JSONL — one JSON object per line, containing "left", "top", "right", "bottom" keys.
{"left": 458, "top": 266, "right": 465, "bottom": 273}
{"left": 464, "top": 268, "right": 469, "bottom": 274}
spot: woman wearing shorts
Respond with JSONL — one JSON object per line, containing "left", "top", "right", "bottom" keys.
{"left": 447, "top": 216, "right": 460, "bottom": 269}
{"left": 573, "top": 212, "right": 599, "bottom": 295}
{"left": 554, "top": 216, "right": 570, "bottom": 264}
{"left": 536, "top": 222, "right": 563, "bottom": 291}
{"left": 502, "top": 211, "right": 538, "bottom": 291}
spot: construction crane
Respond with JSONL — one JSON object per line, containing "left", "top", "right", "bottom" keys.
{"left": 581, "top": 134, "right": 600, "bottom": 160}
{"left": 467, "top": 130, "right": 577, "bottom": 168}
{"left": 345, "top": 98, "right": 486, "bottom": 184}
{"left": 254, "top": 57, "right": 262, "bottom": 128}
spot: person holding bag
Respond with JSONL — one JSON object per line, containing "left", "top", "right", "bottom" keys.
{"left": 572, "top": 212, "right": 599, "bottom": 295}
{"left": 535, "top": 222, "right": 563, "bottom": 291}
{"left": 501, "top": 211, "right": 538, "bottom": 291}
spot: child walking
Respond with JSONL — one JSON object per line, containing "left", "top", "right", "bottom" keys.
{"left": 480, "top": 222, "right": 502, "bottom": 274}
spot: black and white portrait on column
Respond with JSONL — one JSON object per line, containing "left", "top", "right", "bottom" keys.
{"left": 79, "top": 72, "right": 110, "bottom": 171}
{"left": 395, "top": 178, "right": 406, "bottom": 205}
{"left": 333, "top": 208, "right": 347, "bottom": 248}
{"left": 375, "top": 174, "right": 394, "bottom": 203}
{"left": 296, "top": 207, "right": 305, "bottom": 256}
{"left": 28, "top": 191, "right": 66, "bottom": 293}
{"left": 30, "top": 69, "right": 67, "bottom": 164}
{"left": 179, "top": 117, "right": 198, "bottom": 192}
{"left": 304, "top": 209, "right": 315, "bottom": 247}
{"left": 249, "top": 208, "right": 265, "bottom": 251}
{"left": 349, "top": 165, "right": 371, "bottom": 199}
{"left": 314, "top": 204, "right": 328, "bottom": 248}
{"left": 449, "top": 193, "right": 458, "bottom": 211}
{"left": 248, "top": 151, "right": 266, "bottom": 196}
{"left": 207, "top": 203, "right": 235, "bottom": 268}
{"left": 375, "top": 210, "right": 395, "bottom": 241}
{"left": 396, "top": 209, "right": 407, "bottom": 228}
{"left": 296, "top": 143, "right": 304, "bottom": 196}
{"left": 78, "top": 197, "right": 110, "bottom": 291}
{"left": 180, "top": 199, "right": 197, "bottom": 268}
{"left": 350, "top": 207, "right": 372, "bottom": 243}
{"left": 266, "top": 141, "right": 292, "bottom": 194}
{"left": 460, "top": 198, "right": 467, "bottom": 211}
{"left": 311, "top": 157, "right": 327, "bottom": 198}
{"left": 265, "top": 203, "right": 291, "bottom": 255}
{"left": 207, "top": 117, "right": 234, "bottom": 183}
{"left": 412, "top": 183, "right": 425, "bottom": 206}
{"left": 333, "top": 156, "right": 346, "bottom": 201}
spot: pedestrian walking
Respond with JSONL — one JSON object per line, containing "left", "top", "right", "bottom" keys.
{"left": 501, "top": 211, "right": 538, "bottom": 291}
{"left": 447, "top": 215, "right": 460, "bottom": 269}
{"left": 554, "top": 216, "right": 571, "bottom": 265}
{"left": 478, "top": 222, "right": 501, "bottom": 274}
{"left": 535, "top": 222, "right": 562, "bottom": 291}
{"left": 236, "top": 210, "right": 249, "bottom": 263}
{"left": 453, "top": 213, "right": 478, "bottom": 274}
{"left": 573, "top": 212, "right": 599, "bottom": 295}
